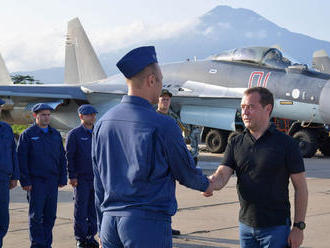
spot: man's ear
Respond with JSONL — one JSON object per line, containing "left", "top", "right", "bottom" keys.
{"left": 32, "top": 112, "right": 37, "bottom": 118}
{"left": 265, "top": 104, "right": 272, "bottom": 114}
{"left": 146, "top": 73, "right": 156, "bottom": 88}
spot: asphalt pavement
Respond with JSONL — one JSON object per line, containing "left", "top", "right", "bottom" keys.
{"left": 4, "top": 150, "right": 330, "bottom": 247}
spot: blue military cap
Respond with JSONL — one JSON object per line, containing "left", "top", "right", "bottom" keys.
{"left": 32, "top": 103, "right": 54, "bottom": 113}
{"left": 116, "top": 46, "right": 158, "bottom": 78}
{"left": 78, "top": 104, "right": 98, "bottom": 115}
{"left": 0, "top": 98, "right": 5, "bottom": 105}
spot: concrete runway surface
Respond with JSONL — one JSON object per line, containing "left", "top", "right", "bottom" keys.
{"left": 4, "top": 151, "right": 330, "bottom": 247}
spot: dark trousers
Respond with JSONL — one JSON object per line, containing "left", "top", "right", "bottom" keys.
{"left": 27, "top": 177, "right": 58, "bottom": 248}
{"left": 0, "top": 177, "right": 10, "bottom": 248}
{"left": 100, "top": 213, "right": 172, "bottom": 248}
{"left": 74, "top": 178, "right": 97, "bottom": 241}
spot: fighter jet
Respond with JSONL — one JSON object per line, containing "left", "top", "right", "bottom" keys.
{"left": 1, "top": 18, "right": 330, "bottom": 158}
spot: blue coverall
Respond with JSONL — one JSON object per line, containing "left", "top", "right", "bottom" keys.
{"left": 92, "top": 96, "right": 209, "bottom": 248}
{"left": 17, "top": 124, "right": 67, "bottom": 248}
{"left": 66, "top": 124, "right": 97, "bottom": 242}
{"left": 0, "top": 122, "right": 19, "bottom": 248}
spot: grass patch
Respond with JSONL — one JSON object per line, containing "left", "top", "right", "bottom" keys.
{"left": 11, "top": 124, "right": 28, "bottom": 135}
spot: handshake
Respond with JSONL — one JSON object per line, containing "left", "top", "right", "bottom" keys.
{"left": 202, "top": 173, "right": 222, "bottom": 197}
{"left": 202, "top": 165, "right": 233, "bottom": 197}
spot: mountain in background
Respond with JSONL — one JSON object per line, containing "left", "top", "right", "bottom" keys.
{"left": 16, "top": 5, "right": 330, "bottom": 83}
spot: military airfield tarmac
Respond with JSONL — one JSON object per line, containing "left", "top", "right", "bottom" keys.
{"left": 4, "top": 148, "right": 330, "bottom": 248}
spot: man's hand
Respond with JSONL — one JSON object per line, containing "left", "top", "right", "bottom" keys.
{"left": 98, "top": 236, "right": 102, "bottom": 248}
{"left": 69, "top": 178, "right": 78, "bottom": 187}
{"left": 203, "top": 177, "right": 214, "bottom": 197}
{"left": 203, "top": 174, "right": 224, "bottom": 197}
{"left": 288, "top": 227, "right": 304, "bottom": 248}
{"left": 22, "top": 185, "right": 32, "bottom": 191}
{"left": 209, "top": 174, "right": 223, "bottom": 191}
{"left": 9, "top": 180, "right": 18, "bottom": 189}
{"left": 202, "top": 165, "right": 233, "bottom": 197}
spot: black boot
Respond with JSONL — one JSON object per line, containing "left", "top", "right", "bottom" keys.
{"left": 87, "top": 238, "right": 99, "bottom": 248}
{"left": 76, "top": 240, "right": 89, "bottom": 248}
{"left": 172, "top": 228, "right": 181, "bottom": 235}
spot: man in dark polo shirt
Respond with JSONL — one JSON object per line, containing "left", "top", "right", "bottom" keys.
{"left": 204, "top": 87, "right": 308, "bottom": 248}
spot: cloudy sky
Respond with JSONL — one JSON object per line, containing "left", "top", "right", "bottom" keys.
{"left": 0, "top": 0, "right": 328, "bottom": 72}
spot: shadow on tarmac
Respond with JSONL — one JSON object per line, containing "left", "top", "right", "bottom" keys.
{"left": 173, "top": 235, "right": 240, "bottom": 248}
{"left": 10, "top": 187, "right": 74, "bottom": 203}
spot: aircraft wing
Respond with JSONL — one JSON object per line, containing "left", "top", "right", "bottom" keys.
{"left": 81, "top": 78, "right": 243, "bottom": 131}
{"left": 0, "top": 84, "right": 87, "bottom": 100}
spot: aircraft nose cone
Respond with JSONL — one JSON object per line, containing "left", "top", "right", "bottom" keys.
{"left": 319, "top": 80, "right": 330, "bottom": 124}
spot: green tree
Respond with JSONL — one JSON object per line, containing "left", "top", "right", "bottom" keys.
{"left": 11, "top": 74, "right": 42, "bottom": 84}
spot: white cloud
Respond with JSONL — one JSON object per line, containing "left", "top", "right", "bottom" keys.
{"left": 0, "top": 29, "right": 65, "bottom": 72}
{"left": 0, "top": 19, "right": 197, "bottom": 72}
{"left": 94, "top": 19, "right": 198, "bottom": 53}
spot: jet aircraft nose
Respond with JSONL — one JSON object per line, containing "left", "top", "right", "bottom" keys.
{"left": 319, "top": 80, "right": 330, "bottom": 124}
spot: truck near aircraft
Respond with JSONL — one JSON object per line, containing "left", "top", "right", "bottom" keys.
{"left": 200, "top": 113, "right": 330, "bottom": 158}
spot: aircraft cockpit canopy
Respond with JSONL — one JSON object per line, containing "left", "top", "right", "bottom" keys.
{"left": 211, "top": 47, "right": 295, "bottom": 69}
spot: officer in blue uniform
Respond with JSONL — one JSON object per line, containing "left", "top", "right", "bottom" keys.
{"left": 0, "top": 99, "right": 19, "bottom": 248}
{"left": 17, "top": 103, "right": 67, "bottom": 248}
{"left": 66, "top": 104, "right": 98, "bottom": 248}
{"left": 92, "top": 46, "right": 214, "bottom": 248}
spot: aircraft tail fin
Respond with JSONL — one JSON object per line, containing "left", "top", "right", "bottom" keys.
{"left": 65, "top": 18, "right": 107, "bottom": 84}
{"left": 312, "top": 50, "right": 330, "bottom": 74}
{"left": 0, "top": 53, "right": 13, "bottom": 85}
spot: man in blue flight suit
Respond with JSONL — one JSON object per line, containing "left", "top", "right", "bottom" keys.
{"left": 66, "top": 105, "right": 98, "bottom": 248}
{"left": 92, "top": 46, "right": 214, "bottom": 248}
{"left": 17, "top": 103, "right": 67, "bottom": 248}
{"left": 0, "top": 98, "right": 19, "bottom": 248}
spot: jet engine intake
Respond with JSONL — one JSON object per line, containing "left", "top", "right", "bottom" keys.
{"left": 319, "top": 80, "right": 330, "bottom": 124}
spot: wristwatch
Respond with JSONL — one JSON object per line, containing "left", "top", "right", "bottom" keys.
{"left": 293, "top": 222, "right": 306, "bottom": 230}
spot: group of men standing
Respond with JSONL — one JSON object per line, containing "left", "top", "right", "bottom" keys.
{"left": 0, "top": 101, "right": 99, "bottom": 248}
{"left": 91, "top": 46, "right": 308, "bottom": 248}
{"left": 0, "top": 45, "right": 308, "bottom": 248}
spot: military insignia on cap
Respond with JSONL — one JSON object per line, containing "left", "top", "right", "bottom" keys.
{"left": 116, "top": 46, "right": 158, "bottom": 78}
